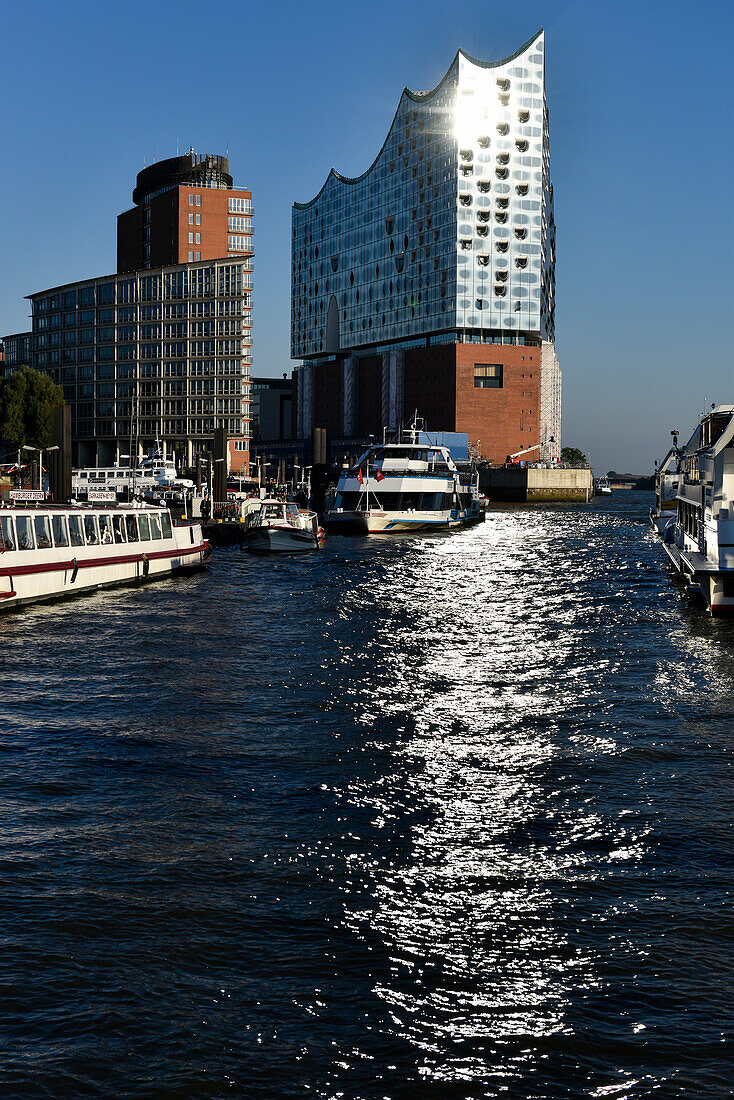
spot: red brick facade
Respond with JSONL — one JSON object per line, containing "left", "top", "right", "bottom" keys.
{"left": 117, "top": 185, "right": 252, "bottom": 273}
{"left": 455, "top": 343, "right": 540, "bottom": 463}
{"left": 303, "top": 343, "right": 541, "bottom": 463}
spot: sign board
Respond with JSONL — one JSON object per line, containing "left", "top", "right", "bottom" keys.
{"left": 87, "top": 490, "right": 117, "bottom": 502}
{"left": 9, "top": 489, "right": 45, "bottom": 502}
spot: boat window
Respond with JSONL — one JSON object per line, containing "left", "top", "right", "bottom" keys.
{"left": 160, "top": 512, "right": 172, "bottom": 539}
{"left": 98, "top": 514, "right": 113, "bottom": 544}
{"left": 0, "top": 515, "right": 16, "bottom": 551}
{"left": 68, "top": 515, "right": 85, "bottom": 547}
{"left": 52, "top": 515, "right": 69, "bottom": 547}
{"left": 137, "top": 514, "right": 151, "bottom": 541}
{"left": 34, "top": 515, "right": 53, "bottom": 549}
{"left": 262, "top": 504, "right": 283, "bottom": 520}
{"left": 16, "top": 515, "right": 34, "bottom": 551}
{"left": 149, "top": 514, "right": 162, "bottom": 540}
{"left": 85, "top": 515, "right": 101, "bottom": 545}
{"left": 125, "top": 514, "right": 139, "bottom": 542}
{"left": 113, "top": 515, "right": 126, "bottom": 544}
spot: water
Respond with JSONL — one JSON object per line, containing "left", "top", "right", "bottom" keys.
{"left": 1, "top": 492, "right": 733, "bottom": 1099}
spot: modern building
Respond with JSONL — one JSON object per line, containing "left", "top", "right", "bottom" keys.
{"left": 250, "top": 375, "right": 293, "bottom": 441}
{"left": 17, "top": 151, "right": 253, "bottom": 472}
{"left": 117, "top": 151, "right": 253, "bottom": 274}
{"left": 27, "top": 258, "right": 252, "bottom": 469}
{"left": 0, "top": 331, "right": 32, "bottom": 378}
{"left": 291, "top": 29, "right": 560, "bottom": 463}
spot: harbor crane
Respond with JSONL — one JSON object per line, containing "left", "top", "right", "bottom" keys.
{"left": 506, "top": 436, "right": 555, "bottom": 464}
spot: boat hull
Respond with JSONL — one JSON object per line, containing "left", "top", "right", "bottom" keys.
{"left": 246, "top": 524, "right": 322, "bottom": 552}
{"left": 0, "top": 541, "right": 208, "bottom": 612}
{"left": 323, "top": 508, "right": 484, "bottom": 534}
{"left": 660, "top": 536, "right": 734, "bottom": 617}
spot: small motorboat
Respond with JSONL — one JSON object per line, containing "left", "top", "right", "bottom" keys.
{"left": 594, "top": 477, "right": 613, "bottom": 495}
{"left": 246, "top": 500, "right": 324, "bottom": 552}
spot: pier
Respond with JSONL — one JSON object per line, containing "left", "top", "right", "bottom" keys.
{"left": 479, "top": 465, "right": 593, "bottom": 503}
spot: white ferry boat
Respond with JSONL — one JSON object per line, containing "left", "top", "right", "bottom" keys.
{"left": 324, "top": 423, "right": 483, "bottom": 534}
{"left": 73, "top": 453, "right": 194, "bottom": 497}
{"left": 0, "top": 500, "right": 208, "bottom": 611}
{"left": 659, "top": 405, "right": 734, "bottom": 616}
{"left": 650, "top": 432, "right": 683, "bottom": 536}
{"left": 594, "top": 477, "right": 613, "bottom": 495}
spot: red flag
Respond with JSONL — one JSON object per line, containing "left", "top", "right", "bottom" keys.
{"left": 373, "top": 467, "right": 385, "bottom": 482}
{"left": 357, "top": 469, "right": 363, "bottom": 484}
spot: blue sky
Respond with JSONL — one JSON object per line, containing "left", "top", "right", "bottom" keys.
{"left": 2, "top": 0, "right": 732, "bottom": 473}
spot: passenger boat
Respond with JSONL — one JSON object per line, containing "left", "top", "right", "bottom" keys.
{"left": 650, "top": 432, "right": 683, "bottom": 535}
{"left": 0, "top": 500, "right": 208, "bottom": 611}
{"left": 246, "top": 500, "right": 324, "bottom": 552}
{"left": 323, "top": 422, "right": 484, "bottom": 534}
{"left": 594, "top": 477, "right": 613, "bottom": 495}
{"left": 73, "top": 449, "right": 194, "bottom": 498}
{"left": 657, "top": 405, "right": 734, "bottom": 615}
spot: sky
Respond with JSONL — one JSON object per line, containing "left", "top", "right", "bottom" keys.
{"left": 1, "top": 0, "right": 733, "bottom": 474}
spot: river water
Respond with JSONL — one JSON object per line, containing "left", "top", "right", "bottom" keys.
{"left": 1, "top": 492, "right": 732, "bottom": 1098}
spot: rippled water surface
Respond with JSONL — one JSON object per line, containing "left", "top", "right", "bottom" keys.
{"left": 1, "top": 492, "right": 733, "bottom": 1098}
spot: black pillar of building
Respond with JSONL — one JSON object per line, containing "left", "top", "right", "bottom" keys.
{"left": 213, "top": 427, "right": 228, "bottom": 502}
{"left": 50, "top": 403, "right": 72, "bottom": 502}
{"left": 311, "top": 426, "right": 329, "bottom": 514}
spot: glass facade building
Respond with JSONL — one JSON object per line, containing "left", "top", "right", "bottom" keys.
{"left": 28, "top": 259, "right": 251, "bottom": 468}
{"left": 291, "top": 30, "right": 561, "bottom": 462}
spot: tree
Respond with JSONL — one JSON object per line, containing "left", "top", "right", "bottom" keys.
{"left": 561, "top": 446, "right": 587, "bottom": 466}
{"left": 0, "top": 366, "right": 63, "bottom": 454}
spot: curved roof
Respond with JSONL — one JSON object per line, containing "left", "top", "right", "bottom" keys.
{"left": 293, "top": 29, "right": 543, "bottom": 210}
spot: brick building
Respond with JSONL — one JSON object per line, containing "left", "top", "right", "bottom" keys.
{"left": 17, "top": 151, "right": 253, "bottom": 472}
{"left": 292, "top": 31, "right": 561, "bottom": 463}
{"left": 117, "top": 151, "right": 253, "bottom": 274}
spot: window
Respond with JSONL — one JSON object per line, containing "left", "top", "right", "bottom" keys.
{"left": 0, "top": 515, "right": 15, "bottom": 551}
{"left": 195, "top": 233, "right": 200, "bottom": 244}
{"left": 474, "top": 364, "right": 503, "bottom": 389}
{"left": 34, "top": 515, "right": 53, "bottom": 548}
{"left": 138, "top": 514, "right": 150, "bottom": 541}
{"left": 69, "top": 515, "right": 85, "bottom": 547}
{"left": 196, "top": 194, "right": 201, "bottom": 206}
{"left": 125, "top": 514, "right": 139, "bottom": 542}
{"left": 112, "top": 515, "right": 126, "bottom": 543}
{"left": 160, "top": 512, "right": 172, "bottom": 539}
{"left": 228, "top": 235, "right": 251, "bottom": 252}
{"left": 189, "top": 195, "right": 194, "bottom": 206}
{"left": 189, "top": 232, "right": 194, "bottom": 244}
{"left": 196, "top": 213, "right": 201, "bottom": 225}
{"left": 228, "top": 216, "right": 252, "bottom": 233}
{"left": 195, "top": 252, "right": 201, "bottom": 261}
{"left": 97, "top": 514, "right": 112, "bottom": 544}
{"left": 188, "top": 251, "right": 194, "bottom": 262}
{"left": 16, "top": 515, "right": 34, "bottom": 550}
{"left": 52, "top": 515, "right": 69, "bottom": 547}
{"left": 149, "top": 514, "right": 162, "bottom": 540}
{"left": 189, "top": 213, "right": 194, "bottom": 225}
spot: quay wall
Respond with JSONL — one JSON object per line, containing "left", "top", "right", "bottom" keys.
{"left": 480, "top": 467, "right": 593, "bottom": 503}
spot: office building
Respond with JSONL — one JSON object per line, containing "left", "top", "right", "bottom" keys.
{"left": 17, "top": 151, "right": 252, "bottom": 471}
{"left": 0, "top": 332, "right": 32, "bottom": 378}
{"left": 28, "top": 258, "right": 251, "bottom": 469}
{"left": 250, "top": 376, "right": 293, "bottom": 441}
{"left": 291, "top": 29, "right": 560, "bottom": 463}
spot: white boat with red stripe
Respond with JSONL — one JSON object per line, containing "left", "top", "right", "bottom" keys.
{"left": 0, "top": 500, "right": 209, "bottom": 611}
